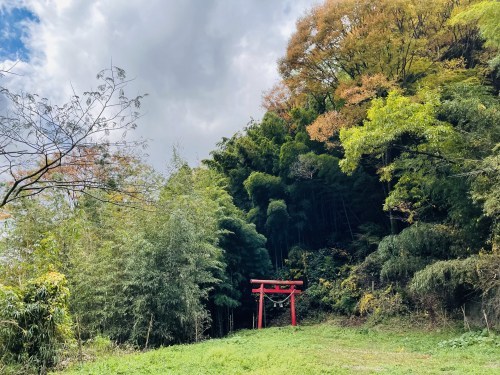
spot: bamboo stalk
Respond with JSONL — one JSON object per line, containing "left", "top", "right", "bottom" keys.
{"left": 144, "top": 313, "right": 153, "bottom": 350}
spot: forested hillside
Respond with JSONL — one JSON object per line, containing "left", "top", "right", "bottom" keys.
{"left": 1, "top": 0, "right": 499, "bottom": 374}
{"left": 207, "top": 0, "right": 499, "bottom": 326}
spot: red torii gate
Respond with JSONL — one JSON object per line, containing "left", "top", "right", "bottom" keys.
{"left": 251, "top": 279, "right": 303, "bottom": 329}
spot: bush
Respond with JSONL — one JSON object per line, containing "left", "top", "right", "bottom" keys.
{"left": 0, "top": 272, "right": 73, "bottom": 374}
{"left": 292, "top": 263, "right": 360, "bottom": 316}
{"left": 0, "top": 285, "right": 22, "bottom": 366}
{"left": 358, "top": 286, "right": 407, "bottom": 319}
{"left": 476, "top": 253, "right": 500, "bottom": 328}
{"left": 410, "top": 257, "right": 478, "bottom": 295}
{"left": 328, "top": 266, "right": 363, "bottom": 315}
{"left": 79, "top": 335, "right": 117, "bottom": 360}
{"left": 375, "top": 223, "right": 453, "bottom": 282}
{"left": 409, "top": 253, "right": 500, "bottom": 326}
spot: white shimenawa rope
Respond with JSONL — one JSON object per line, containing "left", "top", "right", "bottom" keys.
{"left": 263, "top": 289, "right": 296, "bottom": 306}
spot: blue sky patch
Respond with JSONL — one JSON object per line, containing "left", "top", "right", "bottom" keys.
{"left": 0, "top": 6, "right": 39, "bottom": 61}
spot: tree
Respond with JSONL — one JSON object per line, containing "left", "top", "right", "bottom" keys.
{"left": 279, "top": 0, "right": 482, "bottom": 105}
{"left": 266, "top": 199, "right": 290, "bottom": 268}
{"left": 450, "top": 0, "right": 500, "bottom": 49}
{"left": 471, "top": 150, "right": 500, "bottom": 249}
{"left": 339, "top": 90, "right": 460, "bottom": 228}
{"left": 212, "top": 214, "right": 271, "bottom": 336}
{"left": 105, "top": 163, "right": 228, "bottom": 346}
{"left": 243, "top": 172, "right": 284, "bottom": 207}
{"left": 0, "top": 66, "right": 146, "bottom": 208}
{"left": 450, "top": 0, "right": 500, "bottom": 90}
{"left": 340, "top": 91, "right": 456, "bottom": 174}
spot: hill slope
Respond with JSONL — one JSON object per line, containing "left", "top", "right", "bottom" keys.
{"left": 57, "top": 322, "right": 499, "bottom": 375}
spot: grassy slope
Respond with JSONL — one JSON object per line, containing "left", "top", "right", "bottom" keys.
{"left": 57, "top": 323, "right": 499, "bottom": 375}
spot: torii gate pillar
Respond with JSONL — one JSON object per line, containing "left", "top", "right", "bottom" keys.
{"left": 251, "top": 279, "right": 303, "bottom": 329}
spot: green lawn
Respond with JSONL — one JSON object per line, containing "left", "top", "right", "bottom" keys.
{"left": 56, "top": 323, "right": 499, "bottom": 375}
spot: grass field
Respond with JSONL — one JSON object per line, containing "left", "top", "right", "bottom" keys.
{"left": 56, "top": 322, "right": 499, "bottom": 375}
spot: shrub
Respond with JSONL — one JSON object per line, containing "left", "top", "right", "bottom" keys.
{"left": 358, "top": 286, "right": 407, "bottom": 319}
{"left": 476, "top": 253, "right": 500, "bottom": 328}
{"left": 329, "top": 266, "right": 363, "bottom": 315}
{"left": 353, "top": 223, "right": 456, "bottom": 291}
{"left": 0, "top": 272, "right": 73, "bottom": 374}
{"left": 410, "top": 257, "right": 478, "bottom": 295}
{"left": 0, "top": 285, "right": 22, "bottom": 366}
{"left": 294, "top": 263, "right": 361, "bottom": 316}
{"left": 409, "top": 253, "right": 500, "bottom": 326}
{"left": 375, "top": 223, "right": 453, "bottom": 282}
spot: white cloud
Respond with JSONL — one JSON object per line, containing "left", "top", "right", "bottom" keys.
{"left": 1, "top": 0, "right": 317, "bottom": 172}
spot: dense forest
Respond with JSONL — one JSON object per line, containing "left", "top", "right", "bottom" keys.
{"left": 1, "top": 0, "right": 499, "bottom": 373}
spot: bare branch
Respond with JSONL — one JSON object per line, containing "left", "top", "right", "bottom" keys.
{"left": 0, "top": 66, "right": 148, "bottom": 208}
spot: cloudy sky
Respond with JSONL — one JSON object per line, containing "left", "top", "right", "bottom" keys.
{"left": 0, "top": 0, "right": 316, "bottom": 172}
